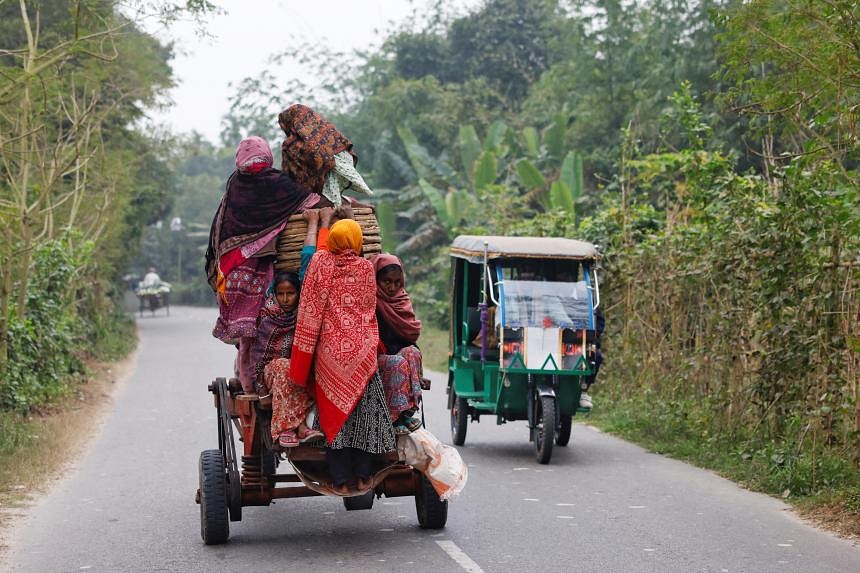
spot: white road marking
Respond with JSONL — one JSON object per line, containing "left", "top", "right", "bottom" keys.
{"left": 436, "top": 540, "right": 485, "bottom": 573}
{"left": 629, "top": 505, "right": 646, "bottom": 509}
{"left": 777, "top": 543, "right": 793, "bottom": 547}
{"left": 556, "top": 503, "right": 575, "bottom": 506}
{"left": 523, "top": 498, "right": 540, "bottom": 501}
{"left": 556, "top": 515, "right": 574, "bottom": 519}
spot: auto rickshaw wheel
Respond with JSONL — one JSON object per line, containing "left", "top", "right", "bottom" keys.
{"left": 415, "top": 473, "right": 448, "bottom": 529}
{"left": 343, "top": 490, "right": 375, "bottom": 511}
{"left": 199, "top": 449, "right": 230, "bottom": 545}
{"left": 450, "top": 393, "right": 468, "bottom": 446}
{"left": 534, "top": 396, "right": 556, "bottom": 464}
{"left": 556, "top": 416, "right": 572, "bottom": 446}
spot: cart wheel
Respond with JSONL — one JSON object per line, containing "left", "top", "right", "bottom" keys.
{"left": 199, "top": 449, "right": 229, "bottom": 545}
{"left": 556, "top": 416, "right": 572, "bottom": 446}
{"left": 343, "top": 490, "right": 375, "bottom": 511}
{"left": 534, "top": 396, "right": 556, "bottom": 464}
{"left": 415, "top": 473, "right": 448, "bottom": 529}
{"left": 450, "top": 393, "right": 468, "bottom": 446}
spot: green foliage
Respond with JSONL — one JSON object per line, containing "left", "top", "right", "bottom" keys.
{"left": 0, "top": 1, "right": 200, "bottom": 411}
{"left": 458, "top": 125, "right": 482, "bottom": 176}
{"left": 515, "top": 159, "right": 546, "bottom": 190}
{"left": 473, "top": 151, "right": 499, "bottom": 190}
{"left": 521, "top": 126, "right": 539, "bottom": 159}
{"left": 3, "top": 238, "right": 90, "bottom": 411}
{"left": 549, "top": 180, "right": 574, "bottom": 213}
{"left": 718, "top": 0, "right": 860, "bottom": 172}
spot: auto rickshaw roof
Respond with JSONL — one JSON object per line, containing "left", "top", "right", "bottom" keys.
{"left": 449, "top": 235, "right": 600, "bottom": 262}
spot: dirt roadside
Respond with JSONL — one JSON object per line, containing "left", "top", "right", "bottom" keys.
{"left": 0, "top": 345, "right": 140, "bottom": 561}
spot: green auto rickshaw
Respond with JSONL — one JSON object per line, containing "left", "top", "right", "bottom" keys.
{"left": 446, "top": 235, "right": 602, "bottom": 464}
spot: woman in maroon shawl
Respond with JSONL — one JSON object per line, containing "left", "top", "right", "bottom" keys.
{"left": 371, "top": 253, "right": 424, "bottom": 433}
{"left": 205, "top": 136, "right": 315, "bottom": 392}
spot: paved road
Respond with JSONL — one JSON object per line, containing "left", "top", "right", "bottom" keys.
{"left": 4, "top": 307, "right": 859, "bottom": 572}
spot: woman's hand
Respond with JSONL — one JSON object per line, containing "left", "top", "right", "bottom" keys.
{"left": 319, "top": 206, "right": 335, "bottom": 227}
{"left": 303, "top": 209, "right": 320, "bottom": 225}
{"left": 336, "top": 199, "right": 354, "bottom": 220}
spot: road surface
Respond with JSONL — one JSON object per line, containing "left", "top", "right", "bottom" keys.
{"left": 4, "top": 307, "right": 859, "bottom": 572}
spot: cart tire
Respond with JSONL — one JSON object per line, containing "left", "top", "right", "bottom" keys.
{"left": 415, "top": 473, "right": 448, "bottom": 529}
{"left": 535, "top": 396, "right": 555, "bottom": 464}
{"left": 343, "top": 490, "right": 375, "bottom": 511}
{"left": 199, "top": 449, "right": 230, "bottom": 545}
{"left": 556, "top": 415, "right": 572, "bottom": 446}
{"left": 450, "top": 393, "right": 468, "bottom": 446}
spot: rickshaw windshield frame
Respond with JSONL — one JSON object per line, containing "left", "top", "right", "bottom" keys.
{"left": 495, "top": 263, "right": 595, "bottom": 330}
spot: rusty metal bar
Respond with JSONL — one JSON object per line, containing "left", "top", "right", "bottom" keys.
{"left": 271, "top": 486, "right": 324, "bottom": 499}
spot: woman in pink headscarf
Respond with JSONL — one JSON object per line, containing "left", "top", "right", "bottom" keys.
{"left": 205, "top": 136, "right": 317, "bottom": 392}
{"left": 371, "top": 253, "right": 424, "bottom": 433}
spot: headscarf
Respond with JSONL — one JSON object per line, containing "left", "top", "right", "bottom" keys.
{"left": 278, "top": 104, "right": 357, "bottom": 194}
{"left": 371, "top": 253, "right": 422, "bottom": 345}
{"left": 290, "top": 248, "right": 378, "bottom": 441}
{"left": 328, "top": 219, "right": 363, "bottom": 254}
{"left": 235, "top": 136, "right": 273, "bottom": 175}
{"left": 250, "top": 298, "right": 298, "bottom": 389}
{"left": 204, "top": 162, "right": 312, "bottom": 295}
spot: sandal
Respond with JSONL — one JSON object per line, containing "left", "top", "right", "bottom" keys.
{"left": 394, "top": 415, "right": 422, "bottom": 435}
{"left": 297, "top": 427, "right": 324, "bottom": 444}
{"left": 402, "top": 415, "right": 422, "bottom": 432}
{"left": 277, "top": 431, "right": 300, "bottom": 448}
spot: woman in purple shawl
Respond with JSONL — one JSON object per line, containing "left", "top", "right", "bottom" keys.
{"left": 205, "top": 136, "right": 316, "bottom": 392}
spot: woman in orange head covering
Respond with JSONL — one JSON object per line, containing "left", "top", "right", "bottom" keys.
{"left": 290, "top": 214, "right": 395, "bottom": 493}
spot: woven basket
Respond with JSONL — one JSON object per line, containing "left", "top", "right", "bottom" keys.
{"left": 274, "top": 207, "right": 382, "bottom": 272}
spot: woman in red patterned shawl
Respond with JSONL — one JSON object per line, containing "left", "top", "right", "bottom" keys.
{"left": 290, "top": 219, "right": 396, "bottom": 493}
{"left": 371, "top": 253, "right": 424, "bottom": 433}
{"left": 205, "top": 136, "right": 315, "bottom": 392}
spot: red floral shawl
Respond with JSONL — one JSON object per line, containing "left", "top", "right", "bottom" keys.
{"left": 289, "top": 249, "right": 379, "bottom": 440}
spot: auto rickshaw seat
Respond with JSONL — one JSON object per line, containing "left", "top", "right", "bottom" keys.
{"left": 465, "top": 307, "right": 500, "bottom": 361}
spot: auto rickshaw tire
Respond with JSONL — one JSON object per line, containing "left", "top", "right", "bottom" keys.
{"left": 343, "top": 490, "right": 375, "bottom": 511}
{"left": 556, "top": 416, "right": 572, "bottom": 446}
{"left": 450, "top": 393, "right": 468, "bottom": 446}
{"left": 199, "top": 449, "right": 230, "bottom": 545}
{"left": 415, "top": 473, "right": 448, "bottom": 529}
{"left": 535, "top": 396, "right": 556, "bottom": 464}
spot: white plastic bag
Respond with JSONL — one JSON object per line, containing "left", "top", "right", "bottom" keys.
{"left": 397, "top": 428, "right": 468, "bottom": 501}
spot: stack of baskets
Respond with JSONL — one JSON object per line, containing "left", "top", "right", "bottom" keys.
{"left": 274, "top": 207, "right": 382, "bottom": 272}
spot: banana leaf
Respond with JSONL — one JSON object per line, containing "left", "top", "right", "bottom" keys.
{"left": 516, "top": 159, "right": 546, "bottom": 190}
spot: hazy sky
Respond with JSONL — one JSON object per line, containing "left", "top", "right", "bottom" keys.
{"left": 147, "top": 0, "right": 481, "bottom": 143}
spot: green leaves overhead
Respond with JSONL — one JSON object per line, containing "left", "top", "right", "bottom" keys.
{"left": 396, "top": 125, "right": 433, "bottom": 181}
{"left": 559, "top": 151, "right": 584, "bottom": 202}
{"left": 542, "top": 112, "right": 568, "bottom": 161}
{"left": 418, "top": 178, "right": 451, "bottom": 230}
{"left": 549, "top": 180, "right": 574, "bottom": 213}
{"left": 483, "top": 120, "right": 509, "bottom": 151}
{"left": 375, "top": 201, "right": 398, "bottom": 252}
{"left": 397, "top": 124, "right": 456, "bottom": 183}
{"left": 515, "top": 159, "right": 546, "bottom": 190}
{"left": 522, "top": 126, "right": 539, "bottom": 158}
{"left": 473, "top": 150, "right": 499, "bottom": 190}
{"left": 458, "top": 125, "right": 482, "bottom": 175}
